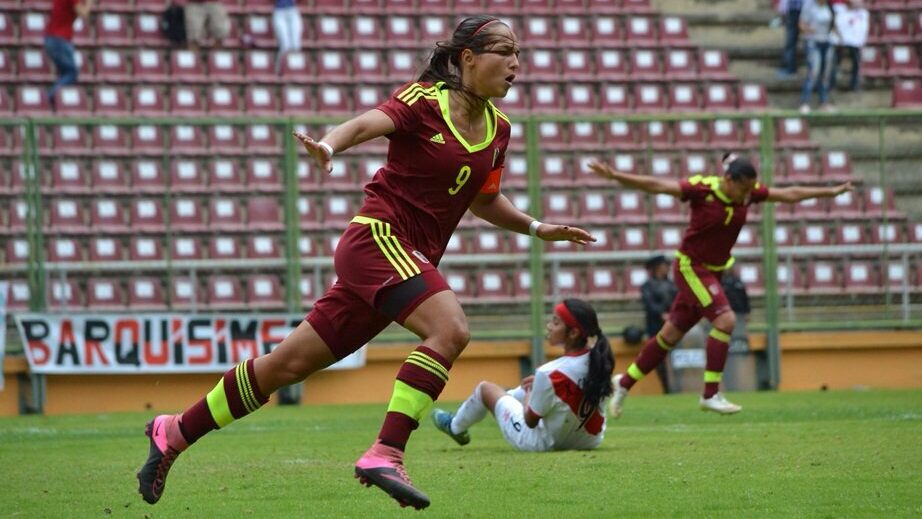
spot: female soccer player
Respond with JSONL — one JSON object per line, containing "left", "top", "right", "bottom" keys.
{"left": 587, "top": 154, "right": 851, "bottom": 417}
{"left": 136, "top": 16, "right": 594, "bottom": 510}
{"left": 432, "top": 298, "right": 614, "bottom": 452}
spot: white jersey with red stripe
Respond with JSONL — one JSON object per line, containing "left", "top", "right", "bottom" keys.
{"left": 524, "top": 350, "right": 607, "bottom": 451}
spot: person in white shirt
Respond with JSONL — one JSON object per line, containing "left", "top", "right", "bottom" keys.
{"left": 432, "top": 299, "right": 615, "bottom": 451}
{"left": 831, "top": 0, "right": 869, "bottom": 92}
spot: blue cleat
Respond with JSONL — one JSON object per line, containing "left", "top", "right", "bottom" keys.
{"left": 431, "top": 409, "right": 470, "bottom": 446}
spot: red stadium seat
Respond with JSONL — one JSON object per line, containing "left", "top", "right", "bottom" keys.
{"left": 543, "top": 193, "right": 576, "bottom": 220}
{"left": 774, "top": 223, "right": 796, "bottom": 247}
{"left": 248, "top": 196, "right": 284, "bottom": 231}
{"left": 130, "top": 198, "right": 166, "bottom": 232}
{"left": 280, "top": 51, "right": 313, "bottom": 81}
{"left": 208, "top": 50, "right": 242, "bottom": 82}
{"left": 297, "top": 196, "right": 321, "bottom": 230}
{"left": 171, "top": 125, "right": 208, "bottom": 155}
{"left": 526, "top": 49, "right": 559, "bottom": 79}
{"left": 549, "top": 268, "right": 583, "bottom": 297}
{"left": 247, "top": 234, "right": 282, "bottom": 259}
{"left": 94, "top": 86, "right": 129, "bottom": 116}
{"left": 93, "top": 124, "right": 131, "bottom": 155}
{"left": 883, "top": 261, "right": 911, "bottom": 290}
{"left": 844, "top": 261, "right": 880, "bottom": 292}
{"left": 806, "top": 261, "right": 841, "bottom": 293}
{"left": 47, "top": 280, "right": 82, "bottom": 310}
{"left": 205, "top": 86, "right": 239, "bottom": 116}
{"left": 708, "top": 119, "right": 742, "bottom": 148}
{"left": 278, "top": 85, "right": 310, "bottom": 113}
{"left": 799, "top": 223, "right": 833, "bottom": 246}
{"left": 0, "top": 12, "right": 14, "bottom": 45}
{"left": 578, "top": 191, "right": 612, "bottom": 224}
{"left": 659, "top": 16, "right": 689, "bottom": 43}
{"left": 443, "top": 271, "right": 472, "bottom": 300}
{"left": 245, "top": 124, "right": 280, "bottom": 153}
{"left": 5, "top": 238, "right": 30, "bottom": 264}
{"left": 387, "top": 49, "right": 419, "bottom": 78}
{"left": 209, "top": 235, "right": 242, "bottom": 260}
{"left": 634, "top": 83, "right": 666, "bottom": 112}
{"left": 784, "top": 151, "right": 818, "bottom": 181}
{"left": 819, "top": 150, "right": 852, "bottom": 181}
{"left": 16, "top": 86, "right": 52, "bottom": 114}
{"left": 625, "top": 16, "right": 656, "bottom": 44}
{"left": 165, "top": 197, "right": 203, "bottom": 232}
{"left": 245, "top": 159, "right": 281, "bottom": 192}
{"left": 48, "top": 198, "right": 87, "bottom": 233}
{"left": 89, "top": 237, "right": 124, "bottom": 262}
{"left": 171, "top": 86, "right": 206, "bottom": 116}
{"left": 93, "top": 48, "right": 130, "bottom": 83}
{"left": 474, "top": 271, "right": 511, "bottom": 300}
{"left": 132, "top": 86, "right": 166, "bottom": 116}
{"left": 351, "top": 15, "right": 383, "bottom": 44}
{"left": 46, "top": 237, "right": 82, "bottom": 263}
{"left": 355, "top": 86, "right": 385, "bottom": 112}
{"left": 129, "top": 159, "right": 166, "bottom": 193}
{"left": 619, "top": 226, "right": 649, "bottom": 250}
{"left": 568, "top": 121, "right": 600, "bottom": 150}
{"left": 209, "top": 197, "right": 245, "bottom": 232}
{"left": 703, "top": 83, "right": 737, "bottom": 111}
{"left": 738, "top": 83, "right": 768, "bottom": 111}
{"left": 673, "top": 120, "right": 706, "bottom": 149}
{"left": 247, "top": 275, "right": 285, "bottom": 310}
{"left": 317, "top": 85, "right": 351, "bottom": 114}
{"left": 206, "top": 276, "right": 246, "bottom": 310}
{"left": 128, "top": 277, "right": 167, "bottom": 310}
{"left": 523, "top": 16, "right": 555, "bottom": 45}
{"left": 90, "top": 198, "right": 129, "bottom": 233}
{"left": 737, "top": 225, "right": 759, "bottom": 247}
{"left": 860, "top": 45, "right": 885, "bottom": 78}
{"left": 49, "top": 124, "right": 89, "bottom": 155}
{"left": 171, "top": 50, "right": 204, "bottom": 82}
{"left": 699, "top": 50, "right": 733, "bottom": 81}
{"left": 206, "top": 125, "right": 240, "bottom": 153}
{"left": 129, "top": 236, "right": 164, "bottom": 261}
{"left": 595, "top": 49, "right": 628, "bottom": 80}
{"left": 630, "top": 49, "right": 660, "bottom": 80}
{"left": 872, "top": 222, "right": 904, "bottom": 244}
{"left": 653, "top": 193, "right": 686, "bottom": 224}
{"left": 170, "top": 277, "right": 202, "bottom": 310}
{"left": 864, "top": 186, "right": 902, "bottom": 217}
{"left": 540, "top": 154, "right": 572, "bottom": 185}
{"left": 171, "top": 237, "right": 204, "bottom": 261}
{"left": 419, "top": 14, "right": 450, "bottom": 40}
{"left": 591, "top": 16, "right": 622, "bottom": 43}
{"left": 18, "top": 48, "right": 53, "bottom": 82}
{"left": 49, "top": 160, "right": 88, "bottom": 194}
{"left": 244, "top": 50, "right": 277, "bottom": 81}
{"left": 887, "top": 44, "right": 920, "bottom": 75}
{"left": 878, "top": 11, "right": 912, "bottom": 42}
{"left": 586, "top": 266, "right": 619, "bottom": 296}
{"left": 599, "top": 84, "right": 630, "bottom": 112}
{"left": 530, "top": 84, "right": 562, "bottom": 112}
{"left": 20, "top": 12, "right": 47, "bottom": 44}
{"left": 471, "top": 230, "right": 506, "bottom": 254}
{"left": 892, "top": 78, "right": 922, "bottom": 108}
{"left": 792, "top": 197, "right": 830, "bottom": 222}
{"left": 557, "top": 16, "right": 588, "bottom": 45}
{"left": 134, "top": 49, "right": 168, "bottom": 82}
{"left": 134, "top": 12, "right": 165, "bottom": 45}
{"left": 354, "top": 50, "right": 386, "bottom": 80}
{"left": 323, "top": 195, "right": 355, "bottom": 227}
{"left": 623, "top": 265, "right": 648, "bottom": 298}
{"left": 664, "top": 49, "right": 697, "bottom": 80}
{"left": 246, "top": 85, "right": 278, "bottom": 115}
{"left": 170, "top": 160, "right": 208, "bottom": 193}
{"left": 837, "top": 223, "right": 869, "bottom": 246}
{"left": 679, "top": 153, "right": 710, "bottom": 178}
{"left": 52, "top": 86, "right": 88, "bottom": 116}
{"left": 910, "top": 222, "right": 922, "bottom": 243}
{"left": 775, "top": 118, "right": 811, "bottom": 147}
{"left": 385, "top": 15, "right": 417, "bottom": 43}
{"left": 95, "top": 12, "right": 130, "bottom": 44}
{"left": 536, "top": 122, "right": 567, "bottom": 149}
{"left": 655, "top": 225, "right": 684, "bottom": 250}
{"left": 497, "top": 85, "right": 528, "bottom": 113}
{"left": 603, "top": 120, "right": 640, "bottom": 150}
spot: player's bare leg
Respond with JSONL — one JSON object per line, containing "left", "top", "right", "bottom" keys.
{"left": 609, "top": 321, "right": 685, "bottom": 418}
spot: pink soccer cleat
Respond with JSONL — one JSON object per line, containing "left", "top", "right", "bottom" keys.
{"left": 137, "top": 414, "right": 188, "bottom": 504}
{"left": 354, "top": 440, "right": 430, "bottom": 510}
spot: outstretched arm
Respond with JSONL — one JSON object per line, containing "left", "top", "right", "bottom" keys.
{"left": 292, "top": 109, "right": 396, "bottom": 173}
{"left": 767, "top": 181, "right": 853, "bottom": 203}
{"left": 587, "top": 160, "right": 682, "bottom": 197}
{"left": 469, "top": 192, "right": 595, "bottom": 245}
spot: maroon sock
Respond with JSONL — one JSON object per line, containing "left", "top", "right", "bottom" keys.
{"left": 703, "top": 327, "right": 731, "bottom": 398}
{"left": 378, "top": 346, "right": 452, "bottom": 451}
{"left": 179, "top": 358, "right": 268, "bottom": 444}
{"left": 621, "top": 333, "right": 674, "bottom": 390}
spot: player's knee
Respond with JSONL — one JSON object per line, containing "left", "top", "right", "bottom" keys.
{"left": 437, "top": 315, "right": 471, "bottom": 352}
{"left": 714, "top": 311, "right": 736, "bottom": 333}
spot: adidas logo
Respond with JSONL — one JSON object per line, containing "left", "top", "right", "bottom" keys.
{"left": 430, "top": 133, "right": 445, "bottom": 144}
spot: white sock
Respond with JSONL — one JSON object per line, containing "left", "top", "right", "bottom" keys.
{"left": 450, "top": 382, "right": 487, "bottom": 434}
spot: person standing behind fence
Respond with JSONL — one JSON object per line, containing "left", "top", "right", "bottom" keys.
{"left": 776, "top": 0, "right": 806, "bottom": 79}
{"left": 588, "top": 153, "right": 851, "bottom": 418}
{"left": 830, "top": 0, "right": 869, "bottom": 92}
{"left": 273, "top": 0, "right": 302, "bottom": 69}
{"left": 799, "top": 0, "right": 838, "bottom": 113}
{"left": 641, "top": 255, "right": 677, "bottom": 394}
{"left": 44, "top": 0, "right": 94, "bottom": 109}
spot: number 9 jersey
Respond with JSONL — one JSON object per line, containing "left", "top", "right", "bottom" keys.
{"left": 364, "top": 81, "right": 512, "bottom": 266}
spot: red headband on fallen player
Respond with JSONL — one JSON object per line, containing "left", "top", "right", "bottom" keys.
{"left": 469, "top": 19, "right": 499, "bottom": 40}
{"left": 555, "top": 302, "right": 586, "bottom": 337}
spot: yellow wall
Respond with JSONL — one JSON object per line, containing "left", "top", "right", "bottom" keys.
{"left": 2, "top": 331, "right": 920, "bottom": 416}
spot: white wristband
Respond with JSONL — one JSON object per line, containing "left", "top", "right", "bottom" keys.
{"left": 318, "top": 141, "right": 334, "bottom": 158}
{"left": 528, "top": 220, "right": 543, "bottom": 237}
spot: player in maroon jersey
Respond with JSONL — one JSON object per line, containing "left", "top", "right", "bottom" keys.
{"left": 588, "top": 154, "right": 851, "bottom": 416}
{"left": 137, "top": 16, "right": 594, "bottom": 510}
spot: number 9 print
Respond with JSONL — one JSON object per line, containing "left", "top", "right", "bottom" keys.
{"left": 448, "top": 165, "right": 472, "bottom": 195}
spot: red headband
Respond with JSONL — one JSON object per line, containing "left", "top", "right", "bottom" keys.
{"left": 555, "top": 302, "right": 586, "bottom": 337}
{"left": 469, "top": 19, "right": 499, "bottom": 40}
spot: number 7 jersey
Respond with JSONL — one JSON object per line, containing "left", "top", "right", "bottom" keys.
{"left": 362, "top": 81, "right": 512, "bottom": 266}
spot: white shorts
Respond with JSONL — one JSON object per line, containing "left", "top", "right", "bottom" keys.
{"left": 494, "top": 395, "right": 553, "bottom": 452}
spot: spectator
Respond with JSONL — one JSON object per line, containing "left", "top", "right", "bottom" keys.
{"left": 830, "top": 0, "right": 869, "bottom": 92}
{"left": 776, "top": 0, "right": 807, "bottom": 79}
{"left": 799, "top": 0, "right": 838, "bottom": 113}
{"left": 273, "top": 0, "right": 302, "bottom": 69}
{"left": 185, "top": 0, "right": 229, "bottom": 49}
{"left": 640, "top": 254, "right": 677, "bottom": 394}
{"left": 44, "top": 0, "right": 93, "bottom": 109}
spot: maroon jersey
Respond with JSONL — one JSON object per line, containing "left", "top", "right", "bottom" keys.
{"left": 678, "top": 175, "right": 770, "bottom": 267}
{"left": 363, "top": 81, "right": 510, "bottom": 265}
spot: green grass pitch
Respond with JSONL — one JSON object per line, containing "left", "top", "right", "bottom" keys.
{"left": 1, "top": 389, "right": 919, "bottom": 518}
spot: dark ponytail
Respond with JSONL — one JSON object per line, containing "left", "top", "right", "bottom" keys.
{"left": 561, "top": 298, "right": 615, "bottom": 411}
{"left": 419, "top": 15, "right": 509, "bottom": 92}
{"left": 721, "top": 152, "right": 757, "bottom": 181}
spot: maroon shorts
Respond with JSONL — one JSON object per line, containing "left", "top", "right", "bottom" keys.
{"left": 306, "top": 216, "right": 450, "bottom": 360}
{"left": 668, "top": 256, "right": 731, "bottom": 333}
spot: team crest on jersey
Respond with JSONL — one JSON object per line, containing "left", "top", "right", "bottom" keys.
{"left": 412, "top": 250, "right": 430, "bottom": 264}
{"left": 706, "top": 194, "right": 714, "bottom": 202}
{"left": 430, "top": 133, "right": 445, "bottom": 144}
{"left": 709, "top": 283, "right": 720, "bottom": 295}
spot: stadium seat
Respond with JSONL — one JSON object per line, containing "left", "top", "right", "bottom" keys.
{"left": 784, "top": 151, "right": 818, "bottom": 181}
{"left": 837, "top": 223, "right": 869, "bottom": 246}
{"left": 543, "top": 192, "right": 575, "bottom": 220}
{"left": 910, "top": 222, "right": 922, "bottom": 243}
{"left": 474, "top": 271, "right": 511, "bottom": 300}
{"left": 623, "top": 265, "right": 648, "bottom": 298}
{"left": 243, "top": 159, "right": 280, "bottom": 193}
{"left": 351, "top": 15, "right": 383, "bottom": 44}
{"left": 526, "top": 49, "right": 559, "bottom": 79}
{"left": 864, "top": 186, "right": 902, "bottom": 217}
{"left": 208, "top": 50, "right": 242, "bottom": 82}
{"left": 586, "top": 51, "right": 623, "bottom": 82}
{"left": 244, "top": 50, "right": 277, "bottom": 81}
{"left": 50, "top": 160, "right": 89, "bottom": 194}
{"left": 248, "top": 197, "right": 284, "bottom": 231}
{"left": 872, "top": 222, "right": 904, "bottom": 244}
{"left": 171, "top": 50, "right": 204, "bottom": 82}
{"left": 737, "top": 225, "right": 759, "bottom": 247}
{"left": 673, "top": 119, "right": 707, "bottom": 149}
{"left": 133, "top": 49, "right": 168, "bottom": 82}
{"left": 630, "top": 49, "right": 660, "bottom": 80}
{"left": 806, "top": 260, "right": 841, "bottom": 293}
{"left": 444, "top": 271, "right": 473, "bottom": 300}
{"left": 707, "top": 119, "right": 742, "bottom": 148}
{"left": 5, "top": 238, "right": 30, "bottom": 264}
{"left": 298, "top": 275, "right": 317, "bottom": 306}
{"left": 738, "top": 83, "right": 768, "bottom": 111}
{"left": 883, "top": 261, "right": 910, "bottom": 290}
{"left": 47, "top": 124, "right": 88, "bottom": 155}
{"left": 820, "top": 150, "right": 853, "bottom": 181}
{"left": 90, "top": 198, "right": 130, "bottom": 233}
{"left": 209, "top": 235, "right": 243, "bottom": 260}
{"left": 699, "top": 50, "right": 733, "bottom": 81}
{"left": 355, "top": 86, "right": 385, "bottom": 112}
{"left": 591, "top": 16, "right": 622, "bottom": 44}
{"left": 578, "top": 191, "right": 612, "bottom": 224}
{"left": 530, "top": 84, "right": 562, "bottom": 112}
{"left": 96, "top": 12, "right": 130, "bottom": 44}
{"left": 540, "top": 154, "right": 572, "bottom": 185}
{"left": 130, "top": 198, "right": 166, "bottom": 232}
{"left": 775, "top": 118, "right": 811, "bottom": 147}
{"left": 549, "top": 268, "right": 583, "bottom": 297}
{"left": 129, "top": 236, "right": 164, "bottom": 261}
{"left": 0, "top": 13, "right": 14, "bottom": 45}
{"left": 619, "top": 226, "right": 649, "bottom": 250}
{"left": 664, "top": 49, "right": 697, "bottom": 80}
{"left": 248, "top": 274, "right": 285, "bottom": 310}
{"left": 46, "top": 237, "right": 83, "bottom": 263}
{"left": 659, "top": 16, "right": 689, "bottom": 43}
{"left": 128, "top": 277, "right": 167, "bottom": 310}
{"left": 323, "top": 195, "right": 354, "bottom": 227}
{"left": 877, "top": 11, "right": 912, "bottom": 42}
{"left": 384, "top": 15, "right": 417, "bottom": 43}
{"left": 844, "top": 261, "right": 880, "bottom": 292}
{"left": 243, "top": 14, "right": 274, "bottom": 46}
{"left": 653, "top": 193, "right": 686, "bottom": 223}
{"left": 279, "top": 51, "right": 313, "bottom": 82}
{"left": 634, "top": 83, "right": 666, "bottom": 112}
{"left": 172, "top": 87, "right": 206, "bottom": 116}
{"left": 245, "top": 124, "right": 281, "bottom": 154}
{"left": 860, "top": 45, "right": 885, "bottom": 78}
{"left": 89, "top": 236, "right": 124, "bottom": 262}
{"left": 208, "top": 197, "right": 244, "bottom": 232}
{"left": 892, "top": 79, "right": 922, "bottom": 107}
{"left": 655, "top": 225, "right": 684, "bottom": 249}
{"left": 799, "top": 223, "right": 833, "bottom": 246}
{"left": 829, "top": 189, "right": 863, "bottom": 219}
{"left": 703, "top": 83, "right": 737, "bottom": 112}
{"left": 134, "top": 13, "right": 165, "bottom": 46}
{"left": 247, "top": 234, "right": 282, "bottom": 259}
{"left": 598, "top": 84, "right": 630, "bottom": 112}
{"left": 353, "top": 50, "right": 386, "bottom": 80}
{"left": 206, "top": 86, "right": 240, "bottom": 116}
{"left": 20, "top": 12, "right": 47, "bottom": 45}
{"left": 887, "top": 44, "right": 921, "bottom": 75}
{"left": 557, "top": 16, "right": 588, "bottom": 45}
{"left": 472, "top": 230, "right": 506, "bottom": 253}
{"left": 207, "top": 276, "right": 247, "bottom": 309}
{"left": 679, "top": 153, "right": 709, "bottom": 178}
{"left": 132, "top": 86, "right": 166, "bottom": 116}
{"left": 388, "top": 49, "right": 419, "bottom": 78}
{"left": 317, "top": 85, "right": 351, "bottom": 114}
{"left": 171, "top": 237, "right": 204, "bottom": 261}
{"left": 48, "top": 198, "right": 87, "bottom": 233}
{"left": 47, "top": 279, "right": 82, "bottom": 310}
{"left": 169, "top": 160, "right": 207, "bottom": 193}
{"left": 497, "top": 85, "right": 528, "bottom": 113}
{"left": 586, "top": 266, "right": 619, "bottom": 297}
{"left": 736, "top": 263, "right": 764, "bottom": 295}
{"left": 298, "top": 234, "right": 319, "bottom": 257}
{"left": 94, "top": 86, "right": 130, "bottom": 116}
{"left": 279, "top": 85, "right": 311, "bottom": 113}
{"left": 297, "top": 196, "right": 320, "bottom": 229}
{"left": 52, "top": 86, "right": 89, "bottom": 116}
{"left": 774, "top": 224, "right": 795, "bottom": 247}
{"left": 522, "top": 16, "right": 556, "bottom": 45}
{"left": 130, "top": 159, "right": 166, "bottom": 193}
{"left": 625, "top": 16, "right": 656, "bottom": 44}
{"left": 171, "top": 277, "right": 203, "bottom": 310}
{"left": 16, "top": 86, "right": 52, "bottom": 114}
{"left": 245, "top": 85, "right": 278, "bottom": 115}
{"left": 17, "top": 48, "right": 53, "bottom": 82}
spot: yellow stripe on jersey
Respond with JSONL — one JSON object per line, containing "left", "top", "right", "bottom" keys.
{"left": 687, "top": 175, "right": 732, "bottom": 204}
{"left": 676, "top": 251, "right": 714, "bottom": 307}
{"left": 491, "top": 101, "right": 511, "bottom": 124}
{"left": 398, "top": 83, "right": 438, "bottom": 106}
{"left": 350, "top": 216, "right": 420, "bottom": 280}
